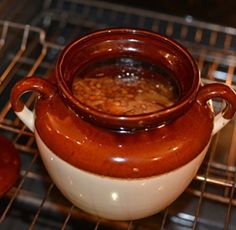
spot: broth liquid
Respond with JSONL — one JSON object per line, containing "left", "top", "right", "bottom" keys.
{"left": 72, "top": 57, "right": 179, "bottom": 115}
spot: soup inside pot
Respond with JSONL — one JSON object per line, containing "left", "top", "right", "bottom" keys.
{"left": 72, "top": 57, "right": 179, "bottom": 116}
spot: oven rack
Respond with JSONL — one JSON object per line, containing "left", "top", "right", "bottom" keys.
{"left": 0, "top": 0, "right": 236, "bottom": 229}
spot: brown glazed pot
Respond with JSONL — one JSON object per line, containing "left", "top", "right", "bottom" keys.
{"left": 10, "top": 29, "right": 236, "bottom": 220}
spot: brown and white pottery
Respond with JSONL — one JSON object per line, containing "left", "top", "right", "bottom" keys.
{"left": 0, "top": 135, "right": 20, "bottom": 197}
{"left": 10, "top": 28, "right": 236, "bottom": 220}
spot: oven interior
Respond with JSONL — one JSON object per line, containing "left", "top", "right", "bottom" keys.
{"left": 0, "top": 0, "right": 236, "bottom": 229}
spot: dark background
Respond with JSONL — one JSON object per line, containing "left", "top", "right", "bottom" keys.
{"left": 106, "top": 0, "right": 236, "bottom": 28}
{"left": 0, "top": 0, "right": 236, "bottom": 28}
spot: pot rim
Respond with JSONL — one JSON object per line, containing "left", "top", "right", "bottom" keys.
{"left": 56, "top": 28, "right": 200, "bottom": 132}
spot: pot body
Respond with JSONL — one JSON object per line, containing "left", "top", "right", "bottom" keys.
{"left": 31, "top": 92, "right": 212, "bottom": 220}
{"left": 35, "top": 129, "right": 208, "bottom": 220}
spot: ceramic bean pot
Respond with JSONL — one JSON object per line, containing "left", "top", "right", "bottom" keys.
{"left": 10, "top": 29, "right": 236, "bottom": 220}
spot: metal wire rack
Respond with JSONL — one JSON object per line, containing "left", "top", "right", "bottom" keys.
{"left": 0, "top": 0, "right": 236, "bottom": 229}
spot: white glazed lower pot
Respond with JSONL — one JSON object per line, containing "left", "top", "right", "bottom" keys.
{"left": 35, "top": 129, "right": 208, "bottom": 220}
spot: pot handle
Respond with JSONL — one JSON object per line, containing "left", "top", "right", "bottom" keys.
{"left": 196, "top": 83, "right": 236, "bottom": 135}
{"left": 10, "top": 77, "right": 57, "bottom": 132}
